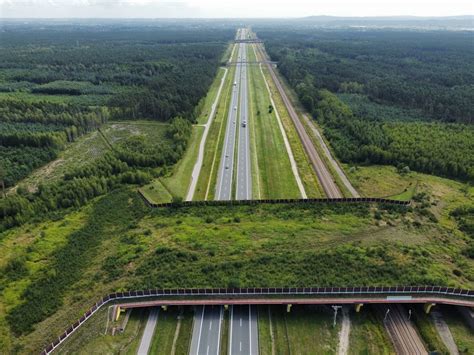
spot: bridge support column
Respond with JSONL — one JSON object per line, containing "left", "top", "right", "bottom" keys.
{"left": 224, "top": 305, "right": 229, "bottom": 311}
{"left": 115, "top": 306, "right": 122, "bottom": 321}
{"left": 424, "top": 303, "right": 436, "bottom": 314}
{"left": 287, "top": 304, "right": 292, "bottom": 313}
{"left": 355, "top": 303, "right": 364, "bottom": 313}
{"left": 161, "top": 305, "right": 167, "bottom": 311}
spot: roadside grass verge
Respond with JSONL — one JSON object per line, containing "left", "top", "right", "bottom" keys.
{"left": 412, "top": 306, "right": 449, "bottom": 354}
{"left": 149, "top": 308, "right": 180, "bottom": 354}
{"left": 55, "top": 307, "right": 148, "bottom": 354}
{"left": 196, "top": 68, "right": 227, "bottom": 125}
{"left": 271, "top": 305, "right": 340, "bottom": 354}
{"left": 194, "top": 47, "right": 238, "bottom": 200}
{"left": 174, "top": 307, "right": 194, "bottom": 354}
{"left": 259, "top": 64, "right": 323, "bottom": 198}
{"left": 139, "top": 179, "right": 173, "bottom": 204}
{"left": 257, "top": 305, "right": 273, "bottom": 355}
{"left": 248, "top": 45, "right": 300, "bottom": 199}
{"left": 349, "top": 306, "right": 395, "bottom": 354}
{"left": 441, "top": 306, "right": 474, "bottom": 353}
{"left": 219, "top": 308, "right": 229, "bottom": 355}
{"left": 160, "top": 125, "right": 204, "bottom": 200}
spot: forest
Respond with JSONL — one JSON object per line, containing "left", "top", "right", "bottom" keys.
{"left": 0, "top": 24, "right": 230, "bottom": 189}
{"left": 258, "top": 28, "right": 474, "bottom": 181}
{"left": 0, "top": 23, "right": 230, "bottom": 231}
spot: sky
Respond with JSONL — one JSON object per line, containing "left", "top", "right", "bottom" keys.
{"left": 1, "top": 0, "right": 473, "bottom": 18}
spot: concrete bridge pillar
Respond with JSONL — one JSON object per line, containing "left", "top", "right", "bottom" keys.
{"left": 287, "top": 304, "right": 292, "bottom": 313}
{"left": 161, "top": 305, "right": 167, "bottom": 311}
{"left": 355, "top": 303, "right": 364, "bottom": 312}
{"left": 224, "top": 305, "right": 229, "bottom": 310}
{"left": 424, "top": 303, "right": 436, "bottom": 314}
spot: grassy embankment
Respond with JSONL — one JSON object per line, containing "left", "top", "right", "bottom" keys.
{"left": 256, "top": 47, "right": 323, "bottom": 198}
{"left": 193, "top": 44, "right": 239, "bottom": 200}
{"left": 257, "top": 305, "right": 339, "bottom": 354}
{"left": 349, "top": 307, "right": 395, "bottom": 354}
{"left": 441, "top": 306, "right": 474, "bottom": 353}
{"left": 247, "top": 44, "right": 301, "bottom": 199}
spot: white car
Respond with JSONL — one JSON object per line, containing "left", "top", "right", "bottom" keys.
{"left": 242, "top": 121, "right": 247, "bottom": 127}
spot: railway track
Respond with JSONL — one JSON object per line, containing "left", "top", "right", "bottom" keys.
{"left": 379, "top": 305, "right": 427, "bottom": 355}
{"left": 254, "top": 43, "right": 342, "bottom": 198}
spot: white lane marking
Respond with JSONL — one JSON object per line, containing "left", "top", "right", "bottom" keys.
{"left": 207, "top": 345, "right": 210, "bottom": 355}
{"left": 196, "top": 306, "right": 205, "bottom": 355}
{"left": 229, "top": 306, "right": 234, "bottom": 355}
{"left": 240, "top": 317, "right": 242, "bottom": 327}
{"left": 249, "top": 305, "right": 252, "bottom": 355}
{"left": 209, "top": 320, "right": 212, "bottom": 330}
{"left": 217, "top": 307, "right": 223, "bottom": 355}
{"left": 240, "top": 341, "right": 242, "bottom": 352}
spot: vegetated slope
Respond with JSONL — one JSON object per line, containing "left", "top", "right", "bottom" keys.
{"left": 258, "top": 28, "right": 474, "bottom": 182}
{"left": 1, "top": 174, "right": 473, "bottom": 352}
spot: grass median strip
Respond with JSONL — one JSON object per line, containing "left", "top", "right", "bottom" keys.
{"left": 248, "top": 45, "right": 301, "bottom": 199}
{"left": 259, "top": 63, "right": 323, "bottom": 198}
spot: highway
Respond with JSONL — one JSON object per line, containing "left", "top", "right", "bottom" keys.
{"left": 216, "top": 28, "right": 252, "bottom": 200}
{"left": 189, "top": 306, "right": 223, "bottom": 355}
{"left": 236, "top": 40, "right": 252, "bottom": 200}
{"left": 229, "top": 305, "right": 258, "bottom": 355}
{"left": 137, "top": 308, "right": 159, "bottom": 355}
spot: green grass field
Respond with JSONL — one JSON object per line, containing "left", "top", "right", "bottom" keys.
{"left": 441, "top": 306, "right": 474, "bottom": 354}
{"left": 412, "top": 306, "right": 449, "bottom": 354}
{"left": 349, "top": 307, "right": 395, "bottom": 354}
{"left": 257, "top": 306, "right": 274, "bottom": 355}
{"left": 149, "top": 308, "right": 180, "bottom": 354}
{"left": 247, "top": 45, "right": 301, "bottom": 199}
{"left": 267, "top": 305, "right": 340, "bottom": 354}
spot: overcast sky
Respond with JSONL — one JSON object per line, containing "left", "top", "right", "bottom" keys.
{"left": 1, "top": 0, "right": 472, "bottom": 18}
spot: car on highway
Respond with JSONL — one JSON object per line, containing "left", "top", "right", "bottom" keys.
{"left": 234, "top": 106, "right": 237, "bottom": 110}
{"left": 234, "top": 81, "right": 237, "bottom": 86}
{"left": 242, "top": 120, "right": 247, "bottom": 127}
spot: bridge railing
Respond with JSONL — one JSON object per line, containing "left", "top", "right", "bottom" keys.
{"left": 42, "top": 285, "right": 472, "bottom": 354}
{"left": 137, "top": 190, "right": 411, "bottom": 208}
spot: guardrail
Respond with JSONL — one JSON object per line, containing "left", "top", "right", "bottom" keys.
{"left": 137, "top": 189, "right": 410, "bottom": 208}
{"left": 41, "top": 285, "right": 472, "bottom": 354}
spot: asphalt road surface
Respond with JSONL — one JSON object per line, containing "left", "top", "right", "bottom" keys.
{"left": 216, "top": 28, "right": 251, "bottom": 200}
{"left": 215, "top": 42, "right": 243, "bottom": 200}
{"left": 229, "top": 305, "right": 259, "bottom": 355}
{"left": 137, "top": 308, "right": 159, "bottom": 355}
{"left": 190, "top": 306, "right": 223, "bottom": 355}
{"left": 236, "top": 41, "right": 252, "bottom": 200}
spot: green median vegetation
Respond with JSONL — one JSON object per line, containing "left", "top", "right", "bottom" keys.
{"left": 247, "top": 45, "right": 301, "bottom": 199}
